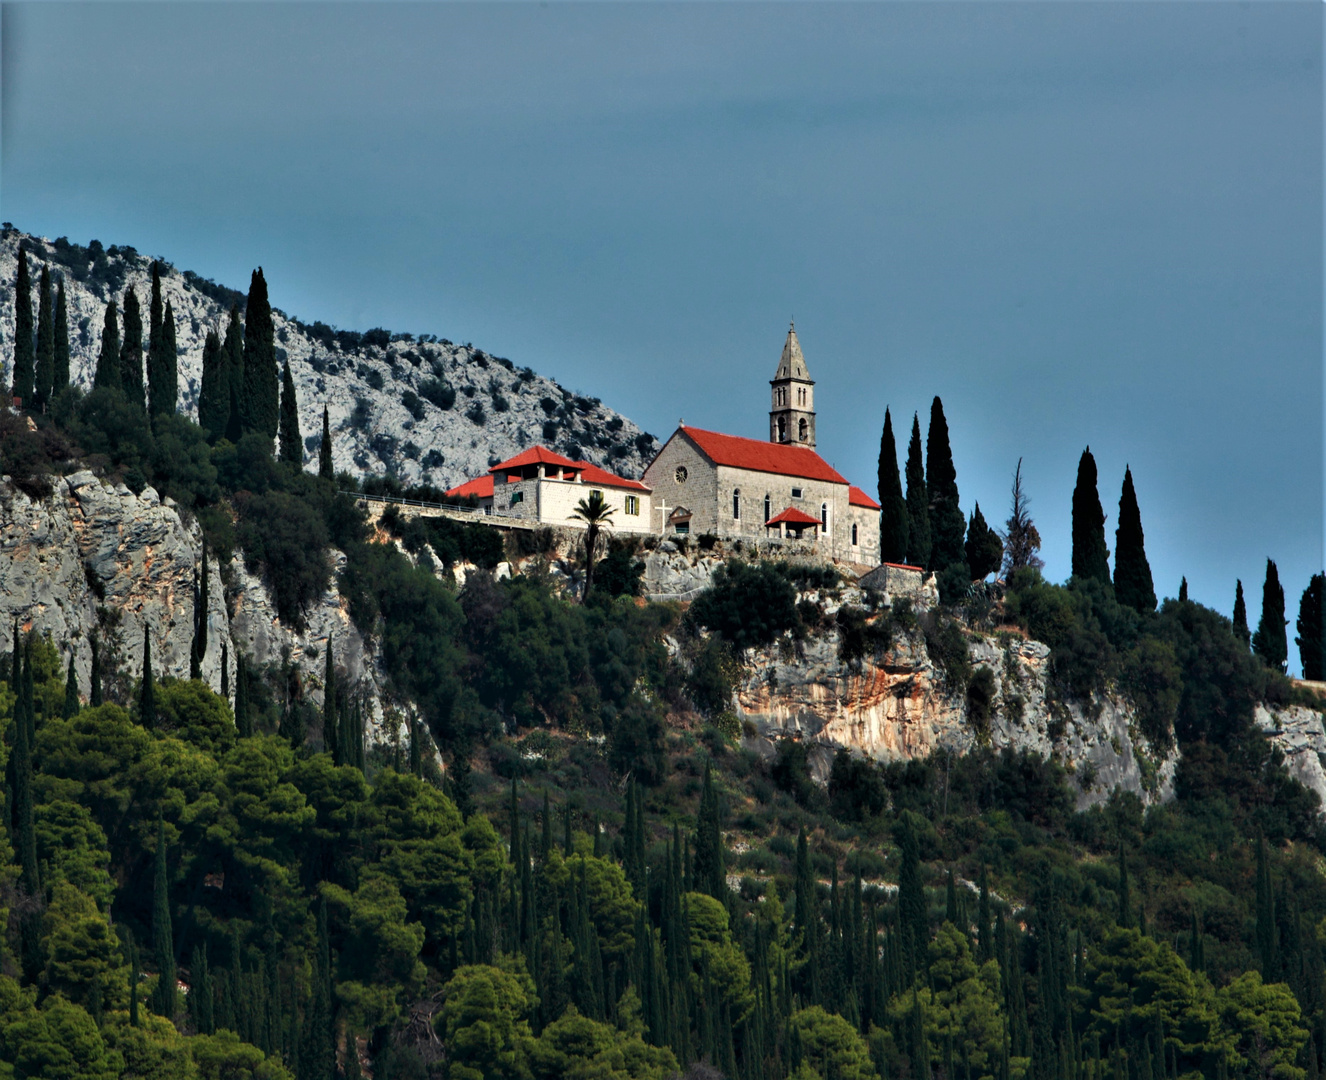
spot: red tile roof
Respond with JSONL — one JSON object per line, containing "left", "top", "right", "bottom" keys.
{"left": 444, "top": 475, "right": 494, "bottom": 499}
{"left": 766, "top": 506, "right": 822, "bottom": 527}
{"left": 575, "top": 462, "right": 651, "bottom": 492}
{"left": 848, "top": 485, "right": 880, "bottom": 510}
{"left": 680, "top": 426, "right": 848, "bottom": 485}
{"left": 488, "top": 446, "right": 580, "bottom": 473}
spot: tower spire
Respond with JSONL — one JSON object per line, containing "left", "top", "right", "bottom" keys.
{"left": 769, "top": 323, "right": 815, "bottom": 447}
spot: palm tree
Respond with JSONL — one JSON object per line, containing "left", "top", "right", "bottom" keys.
{"left": 571, "top": 489, "right": 615, "bottom": 600}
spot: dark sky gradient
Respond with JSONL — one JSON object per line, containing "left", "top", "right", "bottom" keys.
{"left": 2, "top": 2, "right": 1321, "bottom": 663}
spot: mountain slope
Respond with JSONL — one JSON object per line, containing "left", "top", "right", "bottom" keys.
{"left": 0, "top": 226, "right": 658, "bottom": 487}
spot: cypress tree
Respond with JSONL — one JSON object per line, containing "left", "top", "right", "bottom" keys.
{"left": 1297, "top": 574, "right": 1325, "bottom": 681}
{"left": 319, "top": 407, "right": 334, "bottom": 480}
{"left": 149, "top": 299, "right": 178, "bottom": 415}
{"left": 1071, "top": 448, "right": 1110, "bottom": 584}
{"left": 128, "top": 931, "right": 141, "bottom": 1027}
{"left": 191, "top": 545, "right": 209, "bottom": 681}
{"left": 241, "top": 268, "right": 279, "bottom": 438}
{"left": 140, "top": 626, "right": 156, "bottom": 729}
{"left": 905, "top": 414, "right": 931, "bottom": 569}
{"left": 225, "top": 382, "right": 243, "bottom": 444}
{"left": 198, "top": 330, "right": 227, "bottom": 439}
{"left": 409, "top": 717, "right": 421, "bottom": 777}
{"left": 926, "top": 396, "right": 965, "bottom": 571}
{"left": 323, "top": 643, "right": 338, "bottom": 761}
{"left": 10, "top": 248, "right": 33, "bottom": 403}
{"left": 897, "top": 814, "right": 927, "bottom": 972}
{"left": 1253, "top": 559, "right": 1289, "bottom": 673}
{"left": 222, "top": 304, "right": 244, "bottom": 430}
{"left": 1234, "top": 580, "right": 1251, "bottom": 646}
{"left": 278, "top": 360, "right": 302, "bottom": 465}
{"left": 63, "top": 649, "right": 79, "bottom": 718}
{"left": 33, "top": 264, "right": 53, "bottom": 411}
{"left": 965, "top": 502, "right": 1004, "bottom": 581}
{"left": 152, "top": 818, "right": 177, "bottom": 1019}
{"left": 148, "top": 262, "right": 164, "bottom": 385}
{"left": 1113, "top": 466, "right": 1156, "bottom": 613}
{"left": 13, "top": 639, "right": 39, "bottom": 905}
{"left": 878, "top": 407, "right": 908, "bottom": 563}
{"left": 977, "top": 864, "right": 992, "bottom": 962}
{"left": 693, "top": 764, "right": 724, "bottom": 901}
{"left": 1256, "top": 837, "right": 1278, "bottom": 975}
{"left": 120, "top": 286, "right": 146, "bottom": 409}
{"left": 945, "top": 869, "right": 958, "bottom": 924}
{"left": 53, "top": 277, "right": 70, "bottom": 394}
{"left": 90, "top": 634, "right": 103, "bottom": 707}
{"left": 95, "top": 301, "right": 121, "bottom": 390}
{"left": 235, "top": 654, "right": 252, "bottom": 737}
{"left": 1179, "top": 577, "right": 1189, "bottom": 602}
{"left": 221, "top": 641, "right": 229, "bottom": 700}
{"left": 1117, "top": 842, "right": 1130, "bottom": 928}
{"left": 190, "top": 945, "right": 214, "bottom": 1035}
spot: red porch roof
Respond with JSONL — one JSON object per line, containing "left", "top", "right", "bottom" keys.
{"left": 766, "top": 506, "right": 822, "bottom": 527}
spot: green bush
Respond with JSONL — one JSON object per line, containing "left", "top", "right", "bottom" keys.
{"left": 690, "top": 560, "right": 799, "bottom": 651}
{"left": 234, "top": 489, "right": 332, "bottom": 628}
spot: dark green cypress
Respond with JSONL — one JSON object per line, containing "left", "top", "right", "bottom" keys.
{"left": 191, "top": 545, "right": 209, "bottom": 681}
{"left": 306, "top": 896, "right": 335, "bottom": 1080}
{"left": 140, "top": 627, "right": 156, "bottom": 729}
{"left": 278, "top": 360, "right": 302, "bottom": 465}
{"left": 151, "top": 818, "right": 176, "bottom": 1018}
{"left": 150, "top": 299, "right": 178, "bottom": 415}
{"left": 52, "top": 277, "right": 70, "bottom": 394}
{"left": 63, "top": 649, "right": 79, "bottom": 718}
{"left": 878, "top": 407, "right": 909, "bottom": 563}
{"left": 323, "top": 643, "right": 338, "bottom": 761}
{"left": 198, "top": 330, "right": 227, "bottom": 439}
{"left": 693, "top": 764, "right": 724, "bottom": 901}
{"left": 1188, "top": 910, "right": 1204, "bottom": 973}
{"left": 1256, "top": 837, "right": 1278, "bottom": 976}
{"left": 1297, "top": 573, "right": 1325, "bottom": 681}
{"left": 235, "top": 654, "right": 252, "bottom": 737}
{"left": 965, "top": 502, "right": 1004, "bottom": 581}
{"left": 90, "top": 634, "right": 103, "bottom": 707}
{"left": 33, "top": 263, "right": 53, "bottom": 411}
{"left": 241, "top": 268, "right": 279, "bottom": 438}
{"left": 977, "top": 864, "right": 992, "bottom": 963}
{"left": 148, "top": 262, "right": 164, "bottom": 392}
{"left": 1113, "top": 466, "right": 1156, "bottom": 612}
{"left": 10, "top": 248, "right": 34, "bottom": 403}
{"left": 409, "top": 717, "right": 421, "bottom": 777}
{"left": 220, "top": 642, "right": 229, "bottom": 700}
{"left": 222, "top": 304, "right": 244, "bottom": 432}
{"left": 1234, "top": 580, "right": 1251, "bottom": 647}
{"left": 926, "top": 396, "right": 965, "bottom": 571}
{"left": 1071, "top": 448, "right": 1111, "bottom": 585}
{"left": 1179, "top": 577, "right": 1189, "bottom": 602}
{"left": 946, "top": 869, "right": 958, "bottom": 925}
{"left": 319, "top": 406, "right": 334, "bottom": 480}
{"left": 13, "top": 639, "right": 39, "bottom": 897}
{"left": 129, "top": 932, "right": 141, "bottom": 1026}
{"left": 904, "top": 414, "right": 931, "bottom": 569}
{"left": 1253, "top": 559, "right": 1289, "bottom": 673}
{"left": 95, "top": 300, "right": 121, "bottom": 390}
{"left": 190, "top": 945, "right": 214, "bottom": 1034}
{"left": 120, "top": 287, "right": 146, "bottom": 409}
{"left": 897, "top": 815, "right": 927, "bottom": 972}
{"left": 1117, "top": 841, "right": 1130, "bottom": 929}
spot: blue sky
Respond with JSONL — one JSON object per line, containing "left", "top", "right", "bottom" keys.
{"left": 2, "top": 2, "right": 1321, "bottom": 663}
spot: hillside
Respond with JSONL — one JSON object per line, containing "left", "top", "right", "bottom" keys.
{"left": 0, "top": 226, "right": 657, "bottom": 487}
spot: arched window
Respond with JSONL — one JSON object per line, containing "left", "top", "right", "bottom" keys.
{"left": 764, "top": 494, "right": 771, "bottom": 522}
{"left": 798, "top": 418, "right": 808, "bottom": 442}
{"left": 851, "top": 523, "right": 858, "bottom": 545}
{"left": 778, "top": 417, "right": 787, "bottom": 442}
{"left": 733, "top": 489, "right": 741, "bottom": 520}
{"left": 821, "top": 502, "right": 828, "bottom": 533}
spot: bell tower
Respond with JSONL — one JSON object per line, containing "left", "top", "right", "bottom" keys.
{"left": 769, "top": 322, "right": 815, "bottom": 448}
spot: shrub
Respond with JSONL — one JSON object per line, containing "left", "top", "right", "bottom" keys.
{"left": 836, "top": 606, "right": 890, "bottom": 668}
{"left": 966, "top": 666, "right": 997, "bottom": 739}
{"left": 828, "top": 750, "right": 888, "bottom": 822}
{"left": 417, "top": 378, "right": 455, "bottom": 411}
{"left": 594, "top": 542, "right": 645, "bottom": 599}
{"left": 465, "top": 402, "right": 486, "bottom": 426}
{"left": 771, "top": 738, "right": 822, "bottom": 810}
{"left": 690, "top": 560, "right": 799, "bottom": 651}
{"left": 234, "top": 489, "right": 332, "bottom": 628}
{"left": 401, "top": 390, "right": 426, "bottom": 421}
{"left": 687, "top": 637, "right": 738, "bottom": 716}
{"left": 924, "top": 614, "right": 971, "bottom": 693}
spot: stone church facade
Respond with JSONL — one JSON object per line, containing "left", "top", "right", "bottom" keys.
{"left": 642, "top": 326, "right": 881, "bottom": 565}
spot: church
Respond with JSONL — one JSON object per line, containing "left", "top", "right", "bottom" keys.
{"left": 641, "top": 325, "right": 881, "bottom": 564}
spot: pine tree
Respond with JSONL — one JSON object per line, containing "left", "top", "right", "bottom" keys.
{"left": 191, "top": 544, "right": 209, "bottom": 681}
{"left": 1297, "top": 573, "right": 1325, "bottom": 681}
{"left": 33, "top": 264, "right": 54, "bottom": 410}
{"left": 905, "top": 414, "right": 931, "bottom": 569}
{"left": 1071, "top": 448, "right": 1110, "bottom": 584}
{"left": 1253, "top": 559, "right": 1289, "bottom": 673}
{"left": 319, "top": 407, "right": 334, "bottom": 480}
{"left": 878, "top": 407, "right": 909, "bottom": 563}
{"left": 53, "top": 277, "right": 70, "bottom": 394}
{"left": 152, "top": 818, "right": 177, "bottom": 1019}
{"left": 120, "top": 287, "right": 146, "bottom": 409}
{"left": 278, "top": 361, "right": 302, "bottom": 465}
{"left": 241, "top": 268, "right": 279, "bottom": 438}
{"left": 965, "top": 503, "right": 1004, "bottom": 580}
{"left": 10, "top": 248, "right": 34, "bottom": 403}
{"left": 198, "top": 330, "right": 227, "bottom": 440}
{"left": 140, "top": 627, "right": 156, "bottom": 729}
{"left": 1113, "top": 466, "right": 1156, "bottom": 613}
{"left": 1234, "top": 580, "right": 1251, "bottom": 646}
{"left": 324, "top": 643, "right": 338, "bottom": 762}
{"left": 926, "top": 397, "right": 965, "bottom": 571}
{"left": 149, "top": 299, "right": 178, "bottom": 415}
{"left": 63, "top": 650, "right": 79, "bottom": 718}
{"left": 95, "top": 301, "right": 121, "bottom": 390}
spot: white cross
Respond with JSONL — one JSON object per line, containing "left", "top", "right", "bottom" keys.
{"left": 654, "top": 496, "right": 669, "bottom": 535}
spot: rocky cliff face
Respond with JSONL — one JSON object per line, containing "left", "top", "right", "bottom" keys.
{"left": 1256, "top": 704, "right": 1326, "bottom": 813}
{"left": 0, "top": 474, "right": 392, "bottom": 740}
{"left": 734, "top": 590, "right": 1179, "bottom": 811}
{"left": 0, "top": 229, "right": 655, "bottom": 489}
